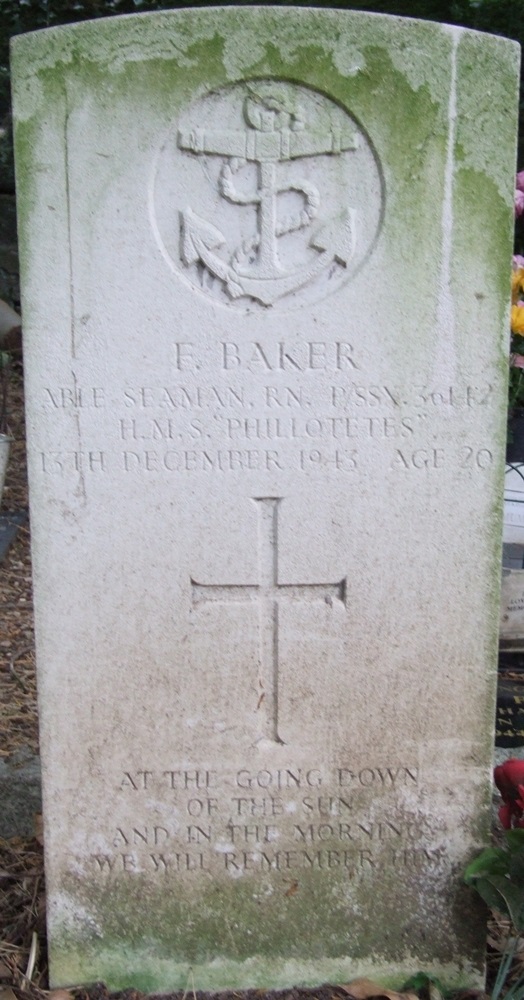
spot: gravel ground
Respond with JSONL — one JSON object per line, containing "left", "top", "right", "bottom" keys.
{"left": 0, "top": 362, "right": 36, "bottom": 761}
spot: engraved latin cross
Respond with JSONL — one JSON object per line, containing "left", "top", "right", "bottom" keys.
{"left": 191, "top": 497, "right": 346, "bottom": 744}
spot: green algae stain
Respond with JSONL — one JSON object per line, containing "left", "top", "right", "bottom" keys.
{"left": 46, "top": 835, "right": 486, "bottom": 991}
{"left": 451, "top": 167, "right": 516, "bottom": 336}
{"left": 454, "top": 30, "right": 520, "bottom": 204}
{"left": 12, "top": 10, "right": 450, "bottom": 348}
{"left": 449, "top": 160, "right": 515, "bottom": 563}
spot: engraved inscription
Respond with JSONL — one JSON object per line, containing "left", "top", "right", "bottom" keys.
{"left": 87, "top": 762, "right": 440, "bottom": 883}
{"left": 92, "top": 846, "right": 443, "bottom": 875}
{"left": 191, "top": 498, "right": 346, "bottom": 745}
{"left": 153, "top": 81, "right": 384, "bottom": 309}
{"left": 38, "top": 377, "right": 496, "bottom": 478}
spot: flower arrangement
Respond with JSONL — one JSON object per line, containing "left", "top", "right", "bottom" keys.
{"left": 510, "top": 173, "right": 524, "bottom": 414}
{"left": 495, "top": 757, "right": 524, "bottom": 829}
{"left": 464, "top": 760, "right": 524, "bottom": 1000}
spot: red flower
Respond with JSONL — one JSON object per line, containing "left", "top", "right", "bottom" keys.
{"left": 494, "top": 759, "right": 524, "bottom": 829}
{"left": 499, "top": 803, "right": 513, "bottom": 829}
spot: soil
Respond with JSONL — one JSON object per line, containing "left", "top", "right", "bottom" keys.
{"left": 0, "top": 363, "right": 520, "bottom": 1000}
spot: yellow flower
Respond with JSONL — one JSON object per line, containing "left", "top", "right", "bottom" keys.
{"left": 512, "top": 303, "right": 524, "bottom": 336}
{"left": 512, "top": 268, "right": 524, "bottom": 304}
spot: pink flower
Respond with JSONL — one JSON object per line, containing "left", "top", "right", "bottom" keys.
{"left": 511, "top": 354, "right": 524, "bottom": 368}
{"left": 513, "top": 255, "right": 524, "bottom": 269}
{"left": 515, "top": 189, "right": 524, "bottom": 217}
{"left": 516, "top": 171, "right": 524, "bottom": 192}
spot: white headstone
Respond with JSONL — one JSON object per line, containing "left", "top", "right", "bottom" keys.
{"left": 11, "top": 8, "right": 520, "bottom": 992}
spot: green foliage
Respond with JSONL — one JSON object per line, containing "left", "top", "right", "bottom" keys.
{"left": 465, "top": 830, "right": 524, "bottom": 1000}
{"left": 401, "top": 971, "right": 449, "bottom": 996}
{"left": 509, "top": 366, "right": 524, "bottom": 414}
{"left": 465, "top": 829, "right": 524, "bottom": 930}
{"left": 490, "top": 936, "right": 524, "bottom": 1000}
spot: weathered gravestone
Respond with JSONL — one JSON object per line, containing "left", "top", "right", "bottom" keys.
{"left": 11, "top": 7, "right": 520, "bottom": 992}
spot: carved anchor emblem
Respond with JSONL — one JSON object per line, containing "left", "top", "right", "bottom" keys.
{"left": 178, "top": 90, "right": 359, "bottom": 305}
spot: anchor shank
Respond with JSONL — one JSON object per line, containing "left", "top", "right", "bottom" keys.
{"left": 257, "top": 160, "right": 280, "bottom": 278}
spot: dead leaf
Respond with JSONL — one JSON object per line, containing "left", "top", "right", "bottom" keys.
{"left": 284, "top": 880, "right": 299, "bottom": 896}
{"left": 339, "top": 979, "right": 418, "bottom": 1000}
{"left": 22, "top": 930, "right": 38, "bottom": 985}
{"left": 48, "top": 990, "right": 75, "bottom": 1000}
{"left": 0, "top": 965, "right": 11, "bottom": 981}
{"left": 0, "top": 988, "right": 18, "bottom": 1000}
{"left": 428, "top": 983, "right": 443, "bottom": 1000}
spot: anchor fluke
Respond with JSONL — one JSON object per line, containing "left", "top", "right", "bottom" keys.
{"left": 311, "top": 208, "right": 356, "bottom": 268}
{"left": 180, "top": 208, "right": 225, "bottom": 265}
{"left": 180, "top": 206, "right": 356, "bottom": 305}
{"left": 180, "top": 209, "right": 244, "bottom": 298}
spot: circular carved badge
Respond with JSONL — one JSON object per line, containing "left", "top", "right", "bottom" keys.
{"left": 152, "top": 80, "right": 384, "bottom": 310}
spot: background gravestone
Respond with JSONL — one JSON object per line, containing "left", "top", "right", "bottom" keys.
{"left": 11, "top": 8, "right": 520, "bottom": 992}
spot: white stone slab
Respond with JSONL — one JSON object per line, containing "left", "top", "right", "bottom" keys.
{"left": 11, "top": 8, "right": 520, "bottom": 992}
